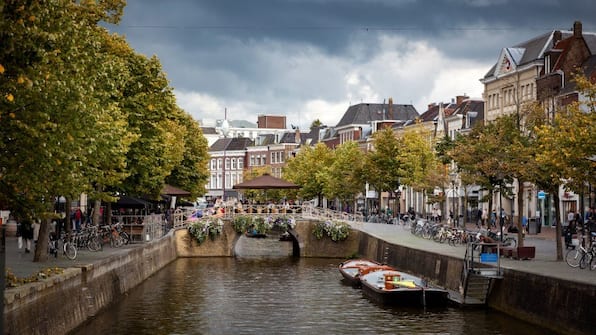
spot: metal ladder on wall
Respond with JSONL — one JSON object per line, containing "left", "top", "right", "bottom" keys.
{"left": 456, "top": 242, "right": 503, "bottom": 306}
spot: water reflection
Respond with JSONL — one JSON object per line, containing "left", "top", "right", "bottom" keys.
{"left": 71, "top": 258, "right": 555, "bottom": 335}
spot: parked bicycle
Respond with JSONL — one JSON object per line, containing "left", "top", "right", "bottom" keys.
{"left": 48, "top": 232, "right": 77, "bottom": 260}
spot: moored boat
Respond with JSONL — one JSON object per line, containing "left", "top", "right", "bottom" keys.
{"left": 360, "top": 269, "right": 449, "bottom": 307}
{"left": 338, "top": 259, "right": 394, "bottom": 287}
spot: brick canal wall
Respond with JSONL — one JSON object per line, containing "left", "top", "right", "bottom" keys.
{"left": 3, "top": 232, "right": 178, "bottom": 335}
{"left": 357, "top": 232, "right": 595, "bottom": 335}
{"left": 5, "top": 221, "right": 593, "bottom": 335}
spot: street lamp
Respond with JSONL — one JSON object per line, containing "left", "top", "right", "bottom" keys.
{"left": 396, "top": 189, "right": 402, "bottom": 220}
{"left": 449, "top": 172, "right": 457, "bottom": 227}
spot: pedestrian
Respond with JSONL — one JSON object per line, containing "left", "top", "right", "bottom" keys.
{"left": 74, "top": 207, "right": 83, "bottom": 233}
{"left": 19, "top": 215, "right": 34, "bottom": 253}
{"left": 482, "top": 208, "right": 488, "bottom": 227}
{"left": 490, "top": 210, "right": 496, "bottom": 228}
{"left": 33, "top": 218, "right": 41, "bottom": 244}
{"left": 476, "top": 208, "right": 482, "bottom": 228}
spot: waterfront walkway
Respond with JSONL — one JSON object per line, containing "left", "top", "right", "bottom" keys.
{"left": 4, "top": 220, "right": 596, "bottom": 286}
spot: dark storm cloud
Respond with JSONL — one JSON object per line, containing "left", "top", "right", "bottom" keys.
{"left": 106, "top": 0, "right": 596, "bottom": 126}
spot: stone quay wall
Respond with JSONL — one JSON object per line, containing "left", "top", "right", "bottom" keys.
{"left": 3, "top": 233, "right": 177, "bottom": 335}
{"left": 357, "top": 231, "right": 595, "bottom": 335}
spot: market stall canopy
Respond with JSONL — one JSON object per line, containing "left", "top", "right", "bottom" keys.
{"left": 113, "top": 195, "right": 151, "bottom": 209}
{"left": 232, "top": 174, "right": 300, "bottom": 190}
{"left": 162, "top": 184, "right": 191, "bottom": 196}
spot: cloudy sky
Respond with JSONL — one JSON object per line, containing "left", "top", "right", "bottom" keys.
{"left": 106, "top": 0, "right": 596, "bottom": 130}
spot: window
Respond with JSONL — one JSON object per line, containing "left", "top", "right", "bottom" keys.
{"left": 210, "top": 159, "right": 216, "bottom": 170}
{"left": 210, "top": 173, "right": 217, "bottom": 189}
{"left": 225, "top": 158, "right": 230, "bottom": 170}
{"left": 250, "top": 155, "right": 254, "bottom": 167}
{"left": 231, "top": 158, "right": 236, "bottom": 170}
{"left": 261, "top": 154, "right": 266, "bottom": 165}
{"left": 217, "top": 158, "right": 222, "bottom": 170}
{"left": 225, "top": 172, "right": 230, "bottom": 189}
{"left": 271, "top": 152, "right": 276, "bottom": 164}
{"left": 217, "top": 173, "right": 222, "bottom": 188}
{"left": 238, "top": 158, "right": 244, "bottom": 170}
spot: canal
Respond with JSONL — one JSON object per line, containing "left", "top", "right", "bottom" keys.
{"left": 71, "top": 257, "right": 555, "bottom": 335}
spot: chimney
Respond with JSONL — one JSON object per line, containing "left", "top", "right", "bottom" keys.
{"left": 428, "top": 102, "right": 436, "bottom": 111}
{"left": 553, "top": 30, "right": 562, "bottom": 46}
{"left": 388, "top": 97, "right": 393, "bottom": 119}
{"left": 294, "top": 128, "right": 301, "bottom": 144}
{"left": 456, "top": 95, "right": 469, "bottom": 105}
{"left": 573, "top": 21, "right": 582, "bottom": 39}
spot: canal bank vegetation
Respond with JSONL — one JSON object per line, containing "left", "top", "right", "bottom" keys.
{"left": 5, "top": 267, "right": 64, "bottom": 288}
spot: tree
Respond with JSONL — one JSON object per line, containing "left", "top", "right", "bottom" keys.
{"left": 165, "top": 111, "right": 210, "bottom": 199}
{"left": 119, "top": 53, "right": 185, "bottom": 199}
{"left": 283, "top": 143, "right": 333, "bottom": 205}
{"left": 322, "top": 141, "right": 365, "bottom": 210}
{"left": 0, "top": 0, "right": 127, "bottom": 261}
{"left": 363, "top": 127, "right": 403, "bottom": 210}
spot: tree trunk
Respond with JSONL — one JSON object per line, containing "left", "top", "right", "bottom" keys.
{"left": 64, "top": 197, "right": 72, "bottom": 234}
{"left": 33, "top": 218, "right": 51, "bottom": 262}
{"left": 93, "top": 199, "right": 101, "bottom": 226}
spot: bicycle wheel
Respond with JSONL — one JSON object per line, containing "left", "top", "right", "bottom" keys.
{"left": 64, "top": 242, "right": 77, "bottom": 260}
{"left": 579, "top": 253, "right": 591, "bottom": 269}
{"left": 111, "top": 235, "right": 124, "bottom": 248}
{"left": 87, "top": 236, "right": 102, "bottom": 252}
{"left": 120, "top": 231, "right": 130, "bottom": 245}
{"left": 590, "top": 254, "right": 596, "bottom": 271}
{"left": 565, "top": 249, "right": 582, "bottom": 268}
{"left": 506, "top": 237, "right": 517, "bottom": 248}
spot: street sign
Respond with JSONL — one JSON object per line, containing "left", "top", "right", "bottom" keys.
{"left": 537, "top": 191, "right": 545, "bottom": 199}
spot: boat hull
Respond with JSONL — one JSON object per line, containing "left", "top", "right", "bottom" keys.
{"left": 360, "top": 269, "right": 449, "bottom": 308}
{"left": 361, "top": 282, "right": 424, "bottom": 306}
{"left": 338, "top": 259, "right": 381, "bottom": 286}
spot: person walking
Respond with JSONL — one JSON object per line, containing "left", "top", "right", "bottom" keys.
{"left": 482, "top": 208, "right": 488, "bottom": 227}
{"left": 19, "top": 215, "right": 34, "bottom": 253}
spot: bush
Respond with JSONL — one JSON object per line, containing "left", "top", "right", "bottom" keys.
{"left": 313, "top": 220, "right": 350, "bottom": 241}
{"left": 188, "top": 217, "right": 224, "bottom": 244}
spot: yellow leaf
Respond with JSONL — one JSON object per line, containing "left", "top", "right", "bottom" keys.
{"left": 0, "top": 64, "right": 4, "bottom": 74}
{"left": 29, "top": 15, "right": 35, "bottom": 22}
{"left": 6, "top": 93, "right": 14, "bottom": 102}
{"left": 148, "top": 104, "right": 154, "bottom": 111}
{"left": 17, "top": 76, "right": 25, "bottom": 84}
{"left": 9, "top": 113, "right": 15, "bottom": 118}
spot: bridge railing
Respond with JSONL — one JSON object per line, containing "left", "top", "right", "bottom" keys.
{"left": 175, "top": 202, "right": 364, "bottom": 229}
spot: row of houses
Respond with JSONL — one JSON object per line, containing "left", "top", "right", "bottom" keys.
{"left": 202, "top": 21, "right": 596, "bottom": 226}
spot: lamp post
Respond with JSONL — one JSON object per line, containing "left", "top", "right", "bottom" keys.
{"left": 221, "top": 109, "right": 230, "bottom": 203}
{"left": 396, "top": 189, "right": 402, "bottom": 220}
{"left": 449, "top": 173, "right": 457, "bottom": 227}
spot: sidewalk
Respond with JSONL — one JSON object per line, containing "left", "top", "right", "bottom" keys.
{"left": 4, "top": 236, "right": 141, "bottom": 279}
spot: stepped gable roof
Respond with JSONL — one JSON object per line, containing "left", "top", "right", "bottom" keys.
{"left": 209, "top": 137, "right": 253, "bottom": 151}
{"left": 335, "top": 103, "right": 418, "bottom": 128}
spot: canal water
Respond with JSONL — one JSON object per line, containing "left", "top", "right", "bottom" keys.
{"left": 71, "top": 257, "right": 555, "bottom": 335}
